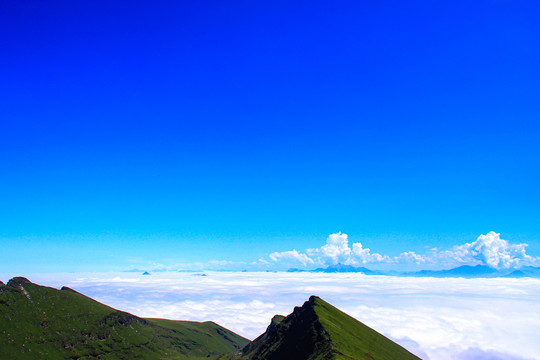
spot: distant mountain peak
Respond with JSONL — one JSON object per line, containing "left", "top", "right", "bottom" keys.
{"left": 289, "top": 264, "right": 380, "bottom": 274}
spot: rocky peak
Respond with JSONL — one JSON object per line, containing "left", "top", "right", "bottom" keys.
{"left": 7, "top": 277, "right": 32, "bottom": 287}
{"left": 61, "top": 286, "right": 80, "bottom": 294}
{"left": 241, "top": 295, "right": 331, "bottom": 360}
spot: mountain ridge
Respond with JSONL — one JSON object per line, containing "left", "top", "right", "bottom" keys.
{"left": 288, "top": 264, "right": 540, "bottom": 278}
{"left": 0, "top": 277, "right": 248, "bottom": 359}
{"left": 1, "top": 276, "right": 422, "bottom": 359}
{"left": 237, "top": 295, "right": 421, "bottom": 360}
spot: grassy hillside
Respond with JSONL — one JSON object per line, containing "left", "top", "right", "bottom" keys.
{"left": 1, "top": 277, "right": 421, "bottom": 360}
{"left": 238, "top": 296, "right": 421, "bottom": 360}
{"left": 0, "top": 277, "right": 248, "bottom": 360}
{"left": 313, "top": 297, "right": 421, "bottom": 359}
{"left": 147, "top": 318, "right": 249, "bottom": 357}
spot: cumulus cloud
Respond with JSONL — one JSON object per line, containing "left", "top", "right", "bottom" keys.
{"left": 11, "top": 272, "right": 540, "bottom": 360}
{"left": 396, "top": 251, "right": 427, "bottom": 264}
{"left": 269, "top": 250, "right": 314, "bottom": 267}
{"left": 307, "top": 232, "right": 353, "bottom": 264}
{"left": 351, "top": 241, "right": 391, "bottom": 263}
{"left": 270, "top": 232, "right": 390, "bottom": 268}
{"left": 436, "top": 231, "right": 537, "bottom": 269}
{"left": 304, "top": 232, "right": 391, "bottom": 266}
{"left": 268, "top": 231, "right": 539, "bottom": 270}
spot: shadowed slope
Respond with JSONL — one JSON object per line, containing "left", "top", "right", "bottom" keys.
{"left": 240, "top": 296, "right": 421, "bottom": 360}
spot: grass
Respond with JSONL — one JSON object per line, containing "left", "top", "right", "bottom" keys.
{"left": 0, "top": 278, "right": 248, "bottom": 360}
{"left": 237, "top": 296, "right": 421, "bottom": 360}
{"left": 313, "top": 297, "right": 421, "bottom": 360}
{"left": 147, "top": 318, "right": 249, "bottom": 357}
{"left": 1, "top": 278, "right": 421, "bottom": 360}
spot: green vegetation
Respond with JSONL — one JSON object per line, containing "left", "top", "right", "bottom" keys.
{"left": 147, "top": 318, "right": 248, "bottom": 357}
{"left": 1, "top": 277, "right": 422, "bottom": 360}
{"left": 238, "top": 296, "right": 421, "bottom": 360}
{"left": 0, "top": 277, "right": 248, "bottom": 359}
{"left": 313, "top": 297, "right": 421, "bottom": 359}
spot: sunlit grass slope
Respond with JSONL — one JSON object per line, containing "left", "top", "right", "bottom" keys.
{"left": 313, "top": 297, "right": 421, "bottom": 359}
{"left": 238, "top": 296, "right": 421, "bottom": 360}
{"left": 147, "top": 318, "right": 249, "bottom": 357}
{"left": 0, "top": 277, "right": 248, "bottom": 359}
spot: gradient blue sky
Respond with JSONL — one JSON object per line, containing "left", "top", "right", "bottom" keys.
{"left": 1, "top": 0, "right": 539, "bottom": 272}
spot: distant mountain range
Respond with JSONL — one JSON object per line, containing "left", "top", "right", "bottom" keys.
{"left": 288, "top": 264, "right": 540, "bottom": 278}
{"left": 1, "top": 277, "right": 420, "bottom": 359}
{"left": 407, "top": 265, "right": 540, "bottom": 278}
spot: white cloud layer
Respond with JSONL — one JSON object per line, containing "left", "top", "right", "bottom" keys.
{"left": 5, "top": 272, "right": 539, "bottom": 360}
{"left": 269, "top": 231, "right": 540, "bottom": 270}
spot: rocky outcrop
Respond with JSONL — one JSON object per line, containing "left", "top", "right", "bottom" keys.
{"left": 241, "top": 295, "right": 422, "bottom": 360}
{"left": 102, "top": 310, "right": 149, "bottom": 326}
{"left": 242, "top": 296, "right": 333, "bottom": 360}
{"left": 7, "top": 277, "right": 32, "bottom": 287}
{"left": 61, "top": 286, "right": 81, "bottom": 294}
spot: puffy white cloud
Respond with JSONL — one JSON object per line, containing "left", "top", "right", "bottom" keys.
{"left": 270, "top": 232, "right": 389, "bottom": 268}
{"left": 307, "top": 232, "right": 353, "bottom": 265}
{"left": 438, "top": 231, "right": 536, "bottom": 269}
{"left": 12, "top": 272, "right": 540, "bottom": 360}
{"left": 395, "top": 251, "right": 427, "bottom": 264}
{"left": 269, "top": 250, "right": 314, "bottom": 267}
{"left": 351, "top": 241, "right": 391, "bottom": 264}
{"left": 268, "top": 231, "right": 540, "bottom": 270}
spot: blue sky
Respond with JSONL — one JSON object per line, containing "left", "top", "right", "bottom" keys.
{"left": 1, "top": 0, "right": 539, "bottom": 272}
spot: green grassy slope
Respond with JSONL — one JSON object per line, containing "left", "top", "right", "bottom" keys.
{"left": 0, "top": 277, "right": 248, "bottom": 360}
{"left": 238, "top": 296, "right": 421, "bottom": 360}
{"left": 147, "top": 318, "right": 249, "bottom": 357}
{"left": 312, "top": 297, "right": 421, "bottom": 360}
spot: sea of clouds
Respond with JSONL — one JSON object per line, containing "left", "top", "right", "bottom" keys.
{"left": 6, "top": 271, "right": 539, "bottom": 360}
